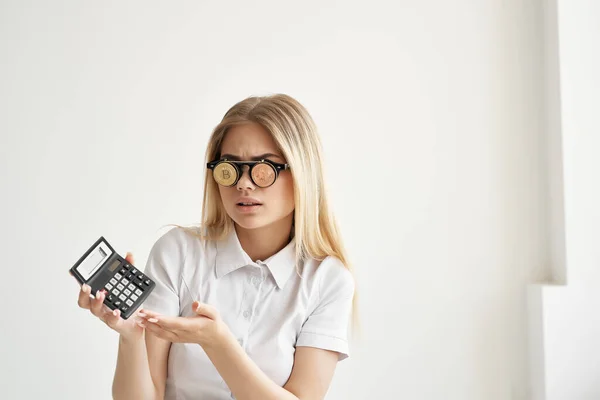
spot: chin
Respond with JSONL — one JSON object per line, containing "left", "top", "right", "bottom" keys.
{"left": 231, "top": 216, "right": 269, "bottom": 230}
{"left": 231, "top": 212, "right": 288, "bottom": 232}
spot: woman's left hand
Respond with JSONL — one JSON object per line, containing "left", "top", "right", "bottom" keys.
{"left": 138, "top": 301, "right": 229, "bottom": 349}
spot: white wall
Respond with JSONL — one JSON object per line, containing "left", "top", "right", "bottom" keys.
{"left": 0, "top": 1, "right": 549, "bottom": 399}
{"left": 529, "top": 1, "right": 600, "bottom": 399}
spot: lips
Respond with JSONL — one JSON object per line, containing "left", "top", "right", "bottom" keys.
{"left": 236, "top": 197, "right": 263, "bottom": 206}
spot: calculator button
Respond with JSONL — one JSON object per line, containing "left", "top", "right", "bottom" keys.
{"left": 125, "top": 299, "right": 134, "bottom": 307}
{"left": 106, "top": 283, "right": 113, "bottom": 290}
{"left": 131, "top": 268, "right": 137, "bottom": 275}
{"left": 119, "top": 294, "right": 127, "bottom": 301}
{"left": 119, "top": 268, "right": 126, "bottom": 275}
{"left": 135, "top": 289, "right": 143, "bottom": 296}
{"left": 113, "top": 289, "right": 120, "bottom": 296}
{"left": 144, "top": 279, "right": 151, "bottom": 286}
{"left": 128, "top": 284, "right": 136, "bottom": 291}
{"left": 107, "top": 294, "right": 115, "bottom": 302}
{"left": 122, "top": 278, "right": 130, "bottom": 286}
{"left": 117, "top": 283, "right": 124, "bottom": 291}
{"left": 130, "top": 294, "right": 138, "bottom": 302}
{"left": 136, "top": 281, "right": 144, "bottom": 288}
{"left": 115, "top": 273, "right": 122, "bottom": 280}
{"left": 110, "top": 278, "right": 117, "bottom": 285}
{"left": 137, "top": 274, "right": 144, "bottom": 281}
{"left": 126, "top": 273, "right": 133, "bottom": 280}
{"left": 124, "top": 289, "right": 131, "bottom": 296}
{"left": 114, "top": 300, "right": 122, "bottom": 307}
{"left": 120, "top": 305, "right": 129, "bottom": 313}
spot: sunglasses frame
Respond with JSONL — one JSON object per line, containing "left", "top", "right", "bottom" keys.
{"left": 206, "top": 158, "right": 290, "bottom": 188}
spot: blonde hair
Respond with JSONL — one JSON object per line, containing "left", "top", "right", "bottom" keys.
{"left": 166, "top": 93, "right": 360, "bottom": 335}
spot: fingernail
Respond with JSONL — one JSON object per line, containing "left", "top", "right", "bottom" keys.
{"left": 138, "top": 312, "right": 146, "bottom": 317}
{"left": 113, "top": 310, "right": 118, "bottom": 316}
{"left": 148, "top": 318, "right": 158, "bottom": 323}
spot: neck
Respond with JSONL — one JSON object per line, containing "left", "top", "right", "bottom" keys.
{"left": 235, "top": 213, "right": 294, "bottom": 262}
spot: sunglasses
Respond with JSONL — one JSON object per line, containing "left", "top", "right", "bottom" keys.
{"left": 207, "top": 158, "right": 290, "bottom": 188}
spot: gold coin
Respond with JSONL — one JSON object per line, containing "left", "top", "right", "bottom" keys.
{"left": 213, "top": 162, "right": 238, "bottom": 186}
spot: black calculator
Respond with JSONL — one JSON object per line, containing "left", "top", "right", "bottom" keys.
{"left": 69, "top": 236, "right": 155, "bottom": 320}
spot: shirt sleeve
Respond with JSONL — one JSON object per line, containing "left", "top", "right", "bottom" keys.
{"left": 295, "top": 257, "right": 356, "bottom": 361}
{"left": 140, "top": 227, "right": 187, "bottom": 317}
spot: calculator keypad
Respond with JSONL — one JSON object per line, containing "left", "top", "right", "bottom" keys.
{"left": 103, "top": 262, "right": 151, "bottom": 315}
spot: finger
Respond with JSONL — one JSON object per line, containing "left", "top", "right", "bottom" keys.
{"left": 138, "top": 308, "right": 161, "bottom": 318}
{"left": 193, "top": 301, "right": 218, "bottom": 320}
{"left": 77, "top": 284, "right": 92, "bottom": 309}
{"left": 125, "top": 251, "right": 135, "bottom": 265}
{"left": 103, "top": 307, "right": 123, "bottom": 328}
{"left": 90, "top": 289, "right": 107, "bottom": 317}
{"left": 143, "top": 322, "right": 177, "bottom": 342}
{"left": 141, "top": 313, "right": 169, "bottom": 327}
{"left": 139, "top": 313, "right": 185, "bottom": 331}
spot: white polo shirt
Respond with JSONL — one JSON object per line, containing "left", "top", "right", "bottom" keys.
{"left": 141, "top": 226, "right": 355, "bottom": 400}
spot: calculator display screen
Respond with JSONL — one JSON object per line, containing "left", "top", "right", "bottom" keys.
{"left": 77, "top": 242, "right": 113, "bottom": 281}
{"left": 108, "top": 259, "right": 120, "bottom": 272}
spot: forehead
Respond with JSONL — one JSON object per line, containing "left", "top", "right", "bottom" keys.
{"left": 220, "top": 123, "right": 281, "bottom": 156}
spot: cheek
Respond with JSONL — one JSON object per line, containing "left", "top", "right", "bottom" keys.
{"left": 218, "top": 186, "right": 235, "bottom": 206}
{"left": 277, "top": 175, "right": 295, "bottom": 209}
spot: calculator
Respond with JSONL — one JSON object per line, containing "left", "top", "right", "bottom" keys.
{"left": 69, "top": 236, "right": 155, "bottom": 320}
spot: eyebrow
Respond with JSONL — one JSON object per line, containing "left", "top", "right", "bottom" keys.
{"left": 220, "top": 153, "right": 284, "bottom": 161}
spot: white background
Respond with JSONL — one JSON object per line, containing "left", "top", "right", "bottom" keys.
{"left": 0, "top": 1, "right": 595, "bottom": 399}
{"left": 529, "top": 1, "right": 600, "bottom": 399}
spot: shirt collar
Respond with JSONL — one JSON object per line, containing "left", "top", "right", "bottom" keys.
{"left": 215, "top": 227, "right": 297, "bottom": 289}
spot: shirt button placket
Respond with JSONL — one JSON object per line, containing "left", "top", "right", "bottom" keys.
{"left": 241, "top": 266, "right": 261, "bottom": 323}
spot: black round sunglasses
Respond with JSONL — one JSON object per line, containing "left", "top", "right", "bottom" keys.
{"left": 207, "top": 158, "right": 290, "bottom": 188}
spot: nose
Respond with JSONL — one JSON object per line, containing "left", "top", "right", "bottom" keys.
{"left": 236, "top": 165, "right": 255, "bottom": 191}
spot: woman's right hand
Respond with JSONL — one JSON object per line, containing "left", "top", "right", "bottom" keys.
{"left": 73, "top": 252, "right": 145, "bottom": 341}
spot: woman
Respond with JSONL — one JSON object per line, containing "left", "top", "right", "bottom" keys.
{"left": 75, "top": 93, "right": 357, "bottom": 399}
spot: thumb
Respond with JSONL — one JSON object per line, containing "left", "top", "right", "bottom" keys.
{"left": 105, "top": 308, "right": 122, "bottom": 329}
{"left": 125, "top": 252, "right": 135, "bottom": 265}
{"left": 193, "top": 301, "right": 218, "bottom": 320}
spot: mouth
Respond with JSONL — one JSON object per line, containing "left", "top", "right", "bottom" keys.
{"left": 236, "top": 201, "right": 262, "bottom": 206}
{"left": 235, "top": 202, "right": 262, "bottom": 213}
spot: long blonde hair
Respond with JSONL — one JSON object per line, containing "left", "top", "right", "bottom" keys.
{"left": 166, "top": 93, "right": 360, "bottom": 335}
